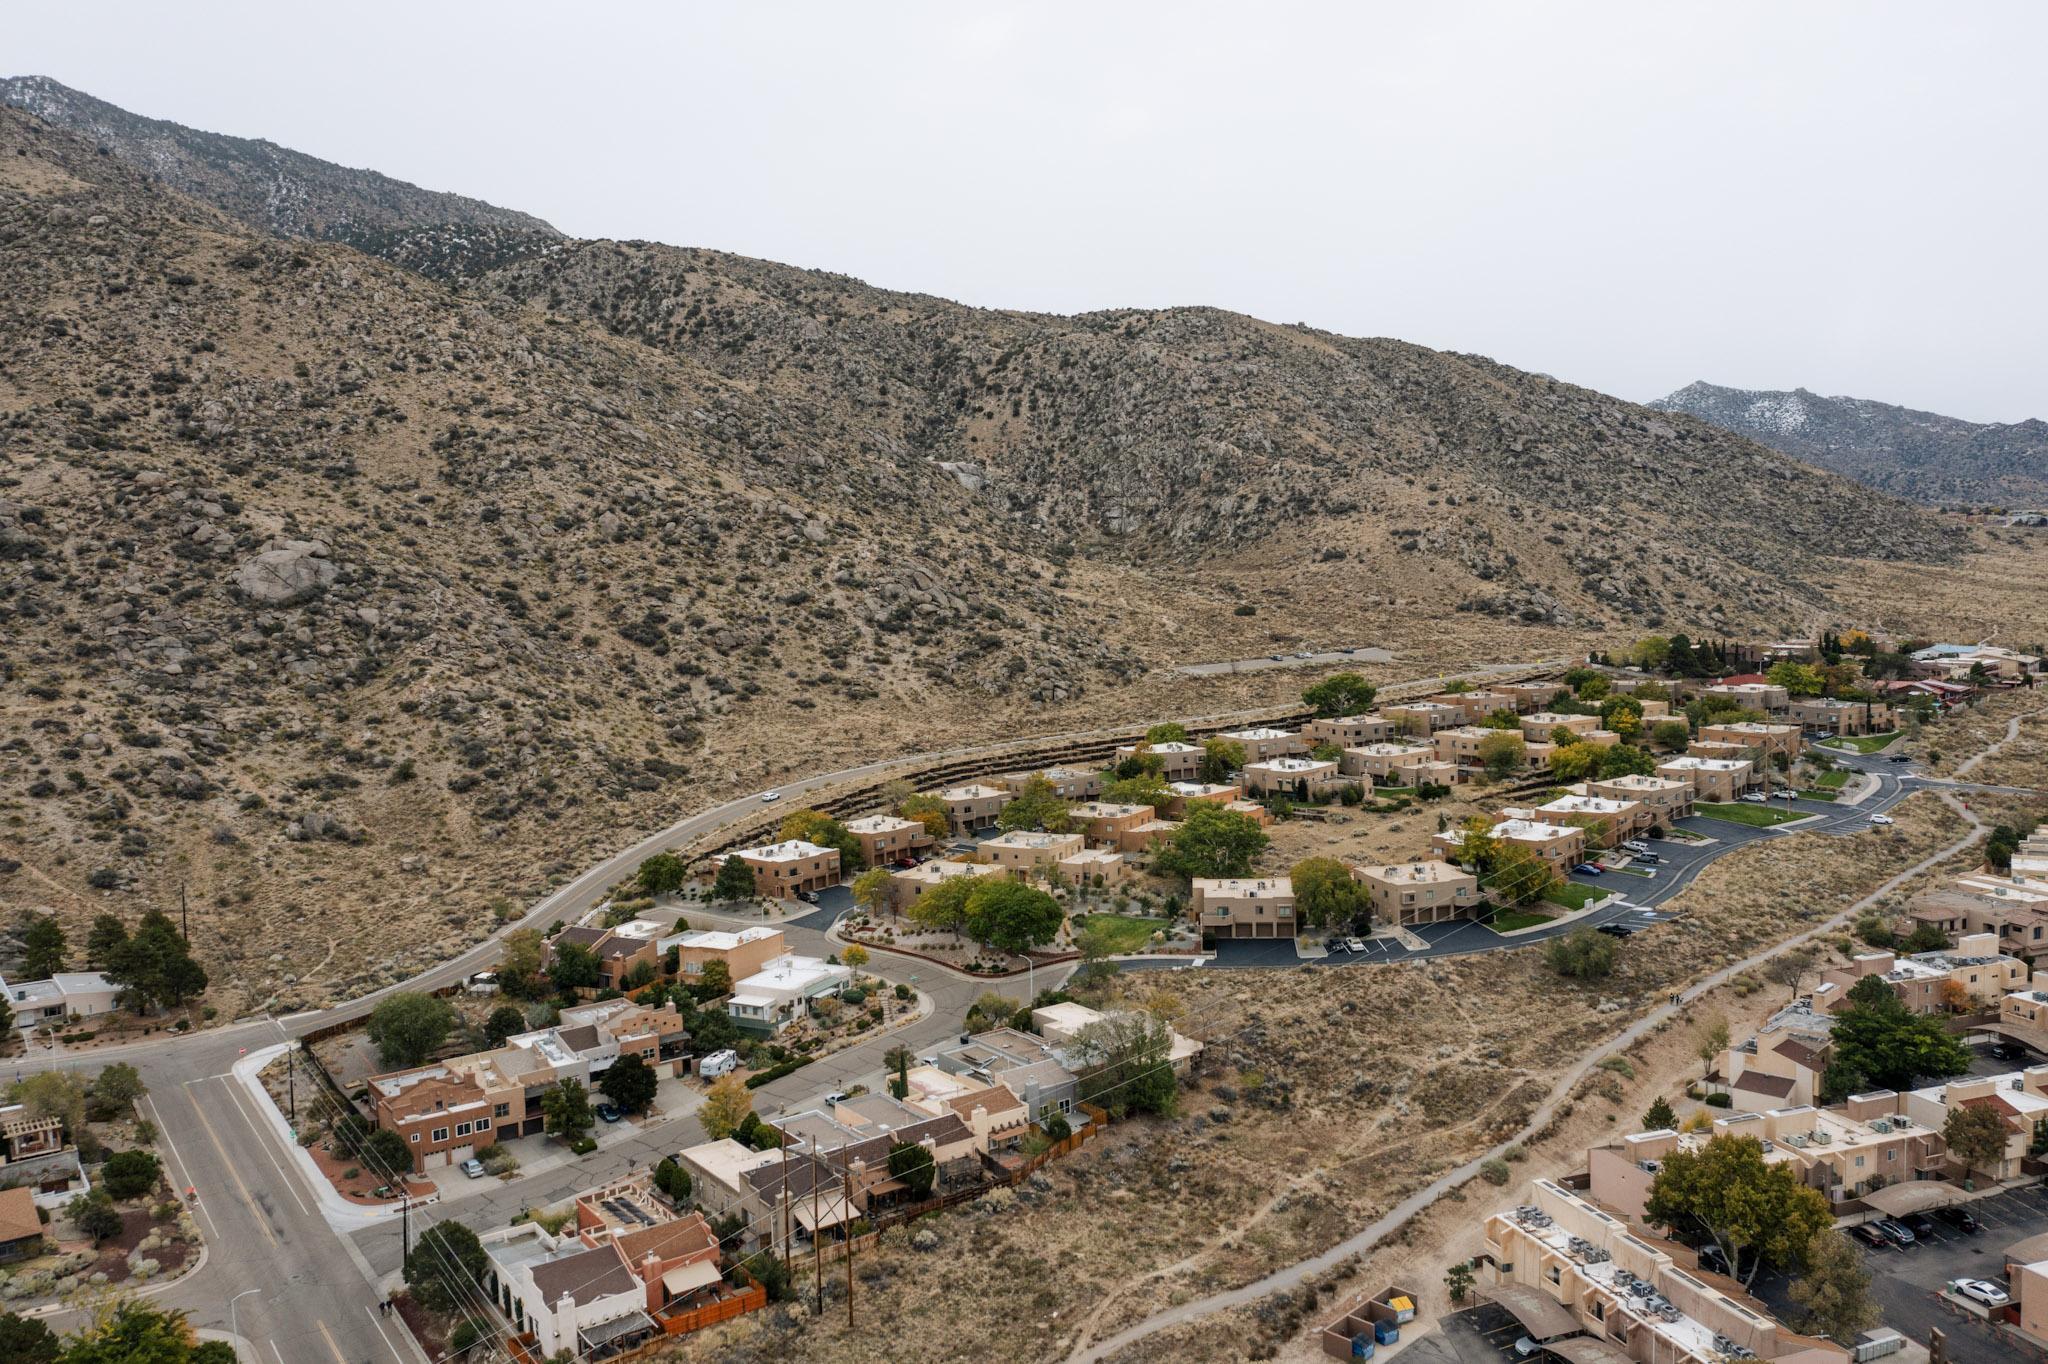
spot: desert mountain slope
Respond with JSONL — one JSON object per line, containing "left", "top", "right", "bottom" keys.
{"left": 0, "top": 73, "right": 557, "bottom": 241}
{"left": 0, "top": 90, "right": 1984, "bottom": 1013}
{"left": 1651, "top": 380, "right": 2048, "bottom": 509}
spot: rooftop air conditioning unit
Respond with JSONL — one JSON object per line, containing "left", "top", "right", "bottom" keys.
{"left": 1814, "top": 1131, "right": 1832, "bottom": 1145}
{"left": 1870, "top": 1120, "right": 1892, "bottom": 1134}
{"left": 1638, "top": 1159, "right": 1661, "bottom": 1174}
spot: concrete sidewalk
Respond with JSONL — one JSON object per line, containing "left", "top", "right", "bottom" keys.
{"left": 230, "top": 1043, "right": 423, "bottom": 1232}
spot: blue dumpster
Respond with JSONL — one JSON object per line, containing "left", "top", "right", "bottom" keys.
{"left": 1374, "top": 1319, "right": 1401, "bottom": 1346}
{"left": 1350, "top": 1335, "right": 1376, "bottom": 1359}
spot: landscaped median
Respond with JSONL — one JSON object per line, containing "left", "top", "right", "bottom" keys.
{"left": 1819, "top": 731, "right": 1899, "bottom": 754}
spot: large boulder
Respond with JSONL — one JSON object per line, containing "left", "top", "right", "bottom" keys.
{"left": 233, "top": 540, "right": 338, "bottom": 605}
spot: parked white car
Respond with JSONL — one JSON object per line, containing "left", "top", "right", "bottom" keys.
{"left": 1868, "top": 813, "right": 1895, "bottom": 826}
{"left": 1954, "top": 1278, "right": 2009, "bottom": 1307}
{"left": 1739, "top": 793, "right": 1768, "bottom": 804}
{"left": 462, "top": 1158, "right": 486, "bottom": 1179}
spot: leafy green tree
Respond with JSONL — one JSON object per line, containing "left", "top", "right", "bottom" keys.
{"left": 69, "top": 1191, "right": 123, "bottom": 1245}
{"left": 1943, "top": 1103, "right": 2010, "bottom": 1183}
{"left": 1766, "top": 661, "right": 1827, "bottom": 697}
{"left": 599, "top": 1053, "right": 659, "bottom": 1114}
{"left": 654, "top": 1156, "right": 693, "bottom": 1203}
{"left": 0, "top": 1311, "right": 57, "bottom": 1364}
{"left": 1547, "top": 743, "right": 1599, "bottom": 782}
{"left": 964, "top": 990, "right": 1022, "bottom": 1033}
{"left": 84, "top": 914, "right": 129, "bottom": 971}
{"left": 963, "top": 881, "right": 1064, "bottom": 954}
{"left": 89, "top": 1064, "right": 146, "bottom": 1119}
{"left": 542, "top": 1078, "right": 594, "bottom": 1142}
{"left": 850, "top": 865, "right": 894, "bottom": 919}
{"left": 366, "top": 992, "right": 458, "bottom": 1068}
{"left": 1198, "top": 738, "right": 1246, "bottom": 784}
{"left": 1303, "top": 673, "right": 1377, "bottom": 717}
{"left": 1292, "top": 857, "right": 1370, "bottom": 930}
{"left": 698, "top": 1073, "right": 752, "bottom": 1140}
{"left": 636, "top": 851, "right": 688, "bottom": 896}
{"left": 906, "top": 873, "right": 977, "bottom": 933}
{"left": 483, "top": 1004, "right": 529, "bottom": 1048}
{"left": 1650, "top": 719, "right": 1691, "bottom": 752}
{"left": 998, "top": 774, "right": 1072, "bottom": 834}
{"left": 1643, "top": 1096, "right": 1678, "bottom": 1130}
{"left": 1646, "top": 1134, "right": 1833, "bottom": 1286}
{"left": 887, "top": 1140, "right": 936, "bottom": 1199}
{"left": 1598, "top": 695, "right": 1644, "bottom": 741}
{"left": 1485, "top": 842, "right": 1560, "bottom": 906}
{"left": 11, "top": 1071, "right": 87, "bottom": 1140}
{"left": 105, "top": 909, "right": 208, "bottom": 1011}
{"left": 548, "top": 941, "right": 602, "bottom": 994}
{"left": 897, "top": 794, "right": 951, "bottom": 840}
{"left": 1477, "top": 731, "right": 1526, "bottom": 780}
{"left": 363, "top": 1127, "right": 414, "bottom": 1178}
{"left": 1595, "top": 744, "right": 1657, "bottom": 779}
{"left": 690, "top": 958, "right": 733, "bottom": 1002}
{"left": 101, "top": 1149, "right": 161, "bottom": 1200}
{"left": 403, "top": 1219, "right": 489, "bottom": 1312}
{"left": 1789, "top": 1231, "right": 1881, "bottom": 1343}
{"left": 495, "top": 927, "right": 548, "bottom": 999}
{"left": 1822, "top": 974, "right": 1971, "bottom": 1098}
{"left": 1102, "top": 772, "right": 1172, "bottom": 807}
{"left": 712, "top": 855, "right": 757, "bottom": 902}
{"left": 1900, "top": 922, "right": 1949, "bottom": 953}
{"left": 1627, "top": 636, "right": 1672, "bottom": 671}
{"left": 1145, "top": 722, "right": 1189, "bottom": 744}
{"left": 20, "top": 913, "right": 66, "bottom": 978}
{"left": 58, "top": 1300, "right": 232, "bottom": 1363}
{"left": 1545, "top": 927, "right": 1617, "bottom": 980}
{"left": 778, "top": 809, "right": 864, "bottom": 871}
{"left": 1153, "top": 804, "right": 1269, "bottom": 881}
{"left": 1071, "top": 1010, "right": 1179, "bottom": 1118}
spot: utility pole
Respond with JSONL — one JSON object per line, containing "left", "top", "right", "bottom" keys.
{"left": 779, "top": 1130, "right": 791, "bottom": 1273}
{"left": 179, "top": 883, "right": 189, "bottom": 942}
{"left": 811, "top": 1137, "right": 822, "bottom": 1316}
{"left": 401, "top": 1189, "right": 411, "bottom": 1259}
{"left": 286, "top": 1044, "right": 296, "bottom": 1129}
{"left": 845, "top": 1204, "right": 855, "bottom": 1328}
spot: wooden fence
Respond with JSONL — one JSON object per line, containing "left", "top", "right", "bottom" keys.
{"left": 658, "top": 1279, "right": 769, "bottom": 1336}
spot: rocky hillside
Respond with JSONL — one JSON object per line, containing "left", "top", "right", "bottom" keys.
{"left": 0, "top": 74, "right": 557, "bottom": 241}
{"left": 0, "top": 88, "right": 1985, "bottom": 1013}
{"left": 1651, "top": 380, "right": 2048, "bottom": 510}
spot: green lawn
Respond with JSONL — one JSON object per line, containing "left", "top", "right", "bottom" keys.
{"left": 1491, "top": 908, "right": 1558, "bottom": 932}
{"left": 1541, "top": 881, "right": 1600, "bottom": 910}
{"left": 1796, "top": 788, "right": 1840, "bottom": 801}
{"left": 1696, "top": 801, "right": 1801, "bottom": 827}
{"left": 1807, "top": 768, "right": 1851, "bottom": 790}
{"left": 1073, "top": 914, "right": 1170, "bottom": 953}
{"left": 1819, "top": 731, "right": 1899, "bottom": 754}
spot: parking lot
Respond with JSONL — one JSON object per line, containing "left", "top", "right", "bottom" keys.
{"left": 1754, "top": 1184, "right": 2048, "bottom": 1364}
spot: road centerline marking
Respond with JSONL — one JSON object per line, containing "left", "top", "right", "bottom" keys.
{"left": 215, "top": 1074, "right": 313, "bottom": 1218}
{"left": 183, "top": 1083, "right": 281, "bottom": 1250}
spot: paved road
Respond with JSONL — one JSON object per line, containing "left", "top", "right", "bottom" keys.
{"left": 1177, "top": 645, "right": 1397, "bottom": 676}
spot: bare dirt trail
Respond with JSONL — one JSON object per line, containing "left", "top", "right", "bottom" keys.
{"left": 1066, "top": 769, "right": 2006, "bottom": 1362}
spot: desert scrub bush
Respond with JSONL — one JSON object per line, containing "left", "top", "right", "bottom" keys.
{"left": 1597, "top": 1056, "right": 1636, "bottom": 1080}
{"left": 1480, "top": 1157, "right": 1511, "bottom": 1185}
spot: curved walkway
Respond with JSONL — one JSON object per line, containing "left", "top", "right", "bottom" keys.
{"left": 1065, "top": 780, "right": 2003, "bottom": 1361}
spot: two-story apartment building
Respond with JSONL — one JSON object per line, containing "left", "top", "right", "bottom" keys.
{"left": 1068, "top": 801, "right": 1158, "bottom": 849}
{"left": 887, "top": 858, "right": 1007, "bottom": 914}
{"left": 1193, "top": 877, "right": 1296, "bottom": 940}
{"left": 1525, "top": 794, "right": 1649, "bottom": 849}
{"left": 727, "top": 954, "right": 853, "bottom": 1035}
{"left": 1433, "top": 818, "right": 1588, "bottom": 874}
{"left": 843, "top": 814, "right": 934, "bottom": 868}
{"left": 1428, "top": 690, "right": 1521, "bottom": 723}
{"left": 1381, "top": 702, "right": 1461, "bottom": 736}
{"left": 1113, "top": 740, "right": 1205, "bottom": 781}
{"left": 1818, "top": 934, "right": 2024, "bottom": 1014}
{"left": 1353, "top": 860, "right": 1481, "bottom": 926}
{"left": 1697, "top": 722, "right": 1803, "bottom": 765}
{"left": 730, "top": 839, "right": 842, "bottom": 898}
{"left": 1240, "top": 756, "right": 1342, "bottom": 799}
{"left": 995, "top": 766, "right": 1103, "bottom": 801}
{"left": 1655, "top": 756, "right": 1756, "bottom": 803}
{"left": 1341, "top": 742, "right": 1436, "bottom": 782}
{"left": 663, "top": 926, "right": 785, "bottom": 986}
{"left": 1788, "top": 698, "right": 1896, "bottom": 738}
{"left": 1586, "top": 774, "right": 1694, "bottom": 827}
{"left": 1479, "top": 1178, "right": 1846, "bottom": 1364}
{"left": 1303, "top": 714, "right": 1393, "bottom": 749}
{"left": 1498, "top": 682, "right": 1569, "bottom": 713}
{"left": 980, "top": 829, "right": 1086, "bottom": 876}
{"left": 1220, "top": 727, "right": 1310, "bottom": 763}
{"left": 940, "top": 784, "right": 1012, "bottom": 836}
{"left": 1433, "top": 725, "right": 1543, "bottom": 777}
{"left": 1520, "top": 712, "right": 1598, "bottom": 743}
{"left": 1702, "top": 680, "right": 1790, "bottom": 716}
{"left": 1161, "top": 782, "right": 1239, "bottom": 817}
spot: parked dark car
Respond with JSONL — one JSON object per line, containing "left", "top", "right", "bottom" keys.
{"left": 1851, "top": 1224, "right": 1888, "bottom": 1248}
{"left": 1597, "top": 924, "right": 1636, "bottom": 938}
{"left": 1934, "top": 1206, "right": 1980, "bottom": 1234}
{"left": 1903, "top": 1213, "right": 1936, "bottom": 1239}
{"left": 1990, "top": 1042, "right": 2030, "bottom": 1062}
{"left": 1888, "top": 754, "right": 1911, "bottom": 763}
{"left": 596, "top": 1102, "right": 623, "bottom": 1124}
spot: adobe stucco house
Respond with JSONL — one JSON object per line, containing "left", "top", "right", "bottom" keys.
{"left": 1193, "top": 877, "right": 1296, "bottom": 940}
{"left": 731, "top": 839, "right": 843, "bottom": 897}
{"left": 1656, "top": 755, "right": 1756, "bottom": 803}
{"left": 1353, "top": 860, "right": 1481, "bottom": 925}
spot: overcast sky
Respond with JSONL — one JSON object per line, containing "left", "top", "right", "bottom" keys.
{"left": 12, "top": 3, "right": 2045, "bottom": 421}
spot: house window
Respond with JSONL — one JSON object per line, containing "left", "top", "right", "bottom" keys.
{"left": 410, "top": 1133, "right": 420, "bottom": 1143}
{"left": 495, "top": 1103, "right": 511, "bottom": 1118}
{"left": 432, "top": 1127, "right": 449, "bottom": 1143}
{"left": 478, "top": 1118, "right": 491, "bottom": 1131}
{"left": 455, "top": 1122, "right": 472, "bottom": 1137}
{"left": 1547, "top": 1266, "right": 1561, "bottom": 1285}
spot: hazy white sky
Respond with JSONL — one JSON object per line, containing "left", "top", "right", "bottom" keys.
{"left": 12, "top": 2, "right": 2045, "bottom": 421}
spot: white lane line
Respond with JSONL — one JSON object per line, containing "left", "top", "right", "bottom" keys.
{"left": 364, "top": 1304, "right": 408, "bottom": 1362}
{"left": 142, "top": 1092, "right": 217, "bottom": 1239}
{"left": 215, "top": 1076, "right": 313, "bottom": 1219}
{"left": 271, "top": 1340, "right": 288, "bottom": 1364}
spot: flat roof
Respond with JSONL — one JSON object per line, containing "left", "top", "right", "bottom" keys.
{"left": 734, "top": 839, "right": 832, "bottom": 861}
{"left": 1196, "top": 877, "right": 1292, "bottom": 896}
